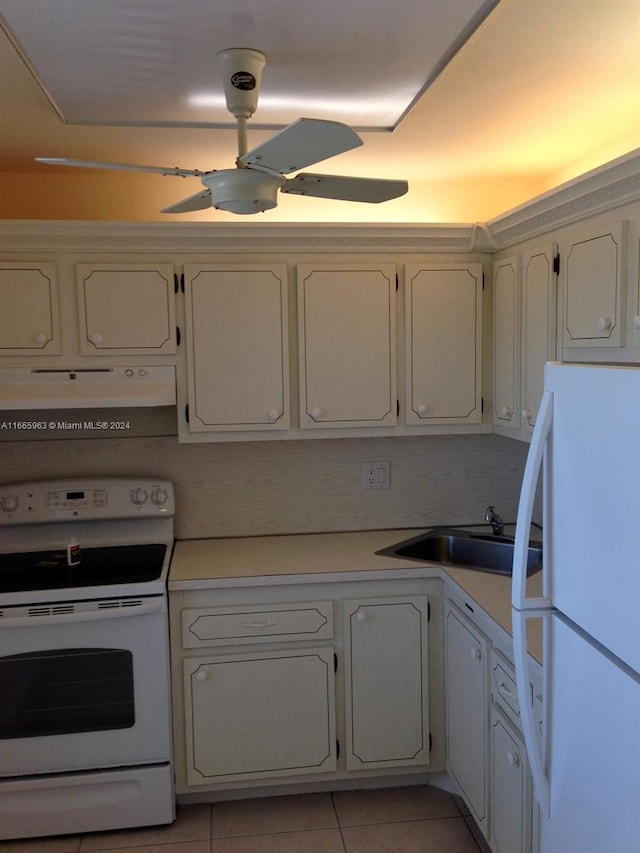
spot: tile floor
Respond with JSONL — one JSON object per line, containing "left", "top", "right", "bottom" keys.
{"left": 0, "top": 785, "right": 492, "bottom": 853}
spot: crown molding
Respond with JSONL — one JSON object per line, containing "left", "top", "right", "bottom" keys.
{"left": 485, "top": 148, "right": 640, "bottom": 248}
{"left": 0, "top": 221, "right": 480, "bottom": 255}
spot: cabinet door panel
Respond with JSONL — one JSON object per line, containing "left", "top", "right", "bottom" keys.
{"left": 445, "top": 604, "right": 489, "bottom": 829}
{"left": 405, "top": 263, "right": 482, "bottom": 424}
{"left": 298, "top": 265, "right": 396, "bottom": 428}
{"left": 344, "top": 597, "right": 429, "bottom": 770}
{"left": 76, "top": 264, "right": 176, "bottom": 354}
{"left": 491, "top": 708, "right": 531, "bottom": 853}
{"left": 521, "top": 246, "right": 556, "bottom": 431}
{"left": 184, "top": 648, "right": 336, "bottom": 784}
{"left": 0, "top": 263, "right": 60, "bottom": 355}
{"left": 184, "top": 265, "right": 289, "bottom": 431}
{"left": 563, "top": 221, "right": 624, "bottom": 349}
{"left": 493, "top": 256, "right": 520, "bottom": 428}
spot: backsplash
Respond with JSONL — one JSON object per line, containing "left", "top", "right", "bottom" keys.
{"left": 1, "top": 433, "right": 527, "bottom": 540}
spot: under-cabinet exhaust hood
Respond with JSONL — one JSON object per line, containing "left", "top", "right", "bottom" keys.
{"left": 0, "top": 366, "right": 176, "bottom": 409}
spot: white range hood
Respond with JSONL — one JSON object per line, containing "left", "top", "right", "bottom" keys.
{"left": 0, "top": 366, "right": 176, "bottom": 409}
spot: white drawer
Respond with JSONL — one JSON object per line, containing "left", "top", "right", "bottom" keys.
{"left": 491, "top": 649, "right": 521, "bottom": 724}
{"left": 182, "top": 601, "right": 334, "bottom": 648}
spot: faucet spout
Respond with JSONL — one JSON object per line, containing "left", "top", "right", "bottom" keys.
{"left": 484, "top": 505, "right": 504, "bottom": 536}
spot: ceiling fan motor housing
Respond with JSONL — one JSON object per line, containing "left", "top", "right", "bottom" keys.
{"left": 218, "top": 48, "right": 266, "bottom": 118}
{"left": 202, "top": 169, "right": 285, "bottom": 214}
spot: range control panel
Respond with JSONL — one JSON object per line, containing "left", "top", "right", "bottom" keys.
{"left": 0, "top": 478, "right": 174, "bottom": 524}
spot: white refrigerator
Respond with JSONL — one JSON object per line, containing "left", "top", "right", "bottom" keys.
{"left": 511, "top": 362, "right": 640, "bottom": 853}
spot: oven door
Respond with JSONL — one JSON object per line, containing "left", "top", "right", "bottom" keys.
{"left": 0, "top": 595, "right": 171, "bottom": 777}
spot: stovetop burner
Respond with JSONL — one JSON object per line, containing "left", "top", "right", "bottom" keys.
{"left": 0, "top": 544, "right": 168, "bottom": 593}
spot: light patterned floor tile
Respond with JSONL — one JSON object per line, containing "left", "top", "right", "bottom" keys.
{"left": 212, "top": 827, "right": 345, "bottom": 853}
{"left": 333, "top": 785, "right": 460, "bottom": 826}
{"left": 341, "top": 817, "right": 481, "bottom": 853}
{"left": 0, "top": 836, "right": 81, "bottom": 853}
{"left": 212, "top": 793, "right": 338, "bottom": 838}
{"left": 80, "top": 843, "right": 209, "bottom": 853}
{"left": 78, "top": 804, "right": 210, "bottom": 851}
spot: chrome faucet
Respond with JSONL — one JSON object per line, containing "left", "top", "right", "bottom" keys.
{"left": 484, "top": 505, "right": 504, "bottom": 536}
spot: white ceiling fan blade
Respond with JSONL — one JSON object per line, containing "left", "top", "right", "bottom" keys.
{"left": 36, "top": 157, "right": 204, "bottom": 178}
{"left": 240, "top": 118, "right": 362, "bottom": 175}
{"left": 282, "top": 173, "right": 409, "bottom": 203}
{"left": 161, "top": 189, "right": 212, "bottom": 214}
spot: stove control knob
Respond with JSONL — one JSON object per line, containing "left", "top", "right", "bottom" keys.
{"left": 150, "top": 487, "right": 168, "bottom": 506}
{"left": 1, "top": 494, "right": 19, "bottom": 513}
{"left": 131, "top": 488, "right": 148, "bottom": 506}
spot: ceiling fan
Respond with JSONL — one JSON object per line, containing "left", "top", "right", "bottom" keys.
{"left": 36, "top": 48, "right": 409, "bottom": 215}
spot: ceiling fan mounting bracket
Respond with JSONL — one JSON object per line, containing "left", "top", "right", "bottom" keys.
{"left": 218, "top": 47, "right": 266, "bottom": 119}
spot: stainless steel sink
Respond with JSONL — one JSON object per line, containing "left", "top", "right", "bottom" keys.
{"left": 376, "top": 528, "right": 542, "bottom": 576}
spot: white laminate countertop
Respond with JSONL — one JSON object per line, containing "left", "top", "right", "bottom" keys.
{"left": 169, "top": 528, "right": 543, "bottom": 663}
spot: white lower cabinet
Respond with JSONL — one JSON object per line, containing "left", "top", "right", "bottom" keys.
{"left": 184, "top": 648, "right": 336, "bottom": 784}
{"left": 445, "top": 589, "right": 539, "bottom": 853}
{"left": 491, "top": 707, "right": 531, "bottom": 853}
{"left": 170, "top": 579, "right": 443, "bottom": 796}
{"left": 344, "top": 596, "right": 430, "bottom": 770}
{"left": 445, "top": 601, "right": 490, "bottom": 834}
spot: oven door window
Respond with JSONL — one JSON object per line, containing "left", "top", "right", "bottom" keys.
{"left": 0, "top": 648, "right": 135, "bottom": 739}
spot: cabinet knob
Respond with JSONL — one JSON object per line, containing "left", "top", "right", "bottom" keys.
{"left": 470, "top": 647, "right": 482, "bottom": 661}
{"left": 267, "top": 408, "right": 281, "bottom": 423}
{"left": 597, "top": 317, "right": 612, "bottom": 332}
{"left": 310, "top": 407, "right": 323, "bottom": 421}
{"left": 34, "top": 332, "right": 47, "bottom": 345}
{"left": 90, "top": 332, "right": 104, "bottom": 345}
{"left": 417, "top": 404, "right": 428, "bottom": 417}
{"left": 195, "top": 670, "right": 207, "bottom": 683}
{"left": 500, "top": 405, "right": 513, "bottom": 419}
{"left": 521, "top": 409, "right": 532, "bottom": 421}
{"left": 355, "top": 610, "right": 367, "bottom": 622}
{"left": 506, "top": 751, "right": 521, "bottom": 767}
{"left": 634, "top": 315, "right": 640, "bottom": 330}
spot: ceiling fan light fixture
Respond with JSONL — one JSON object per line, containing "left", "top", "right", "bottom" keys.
{"left": 201, "top": 168, "right": 284, "bottom": 214}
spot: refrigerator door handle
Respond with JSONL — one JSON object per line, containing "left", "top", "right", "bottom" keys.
{"left": 512, "top": 608, "right": 550, "bottom": 816}
{"left": 512, "top": 389, "right": 553, "bottom": 611}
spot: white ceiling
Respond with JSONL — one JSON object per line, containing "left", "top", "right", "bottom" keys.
{"left": 0, "top": 0, "right": 639, "bottom": 215}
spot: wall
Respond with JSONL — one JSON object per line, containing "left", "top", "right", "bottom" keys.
{"left": 1, "top": 431, "right": 527, "bottom": 541}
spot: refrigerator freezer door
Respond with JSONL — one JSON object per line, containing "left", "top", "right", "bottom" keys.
{"left": 545, "top": 363, "right": 640, "bottom": 672}
{"left": 541, "top": 613, "right": 640, "bottom": 853}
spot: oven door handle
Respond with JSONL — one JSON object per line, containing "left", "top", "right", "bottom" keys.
{"left": 2, "top": 598, "right": 165, "bottom": 627}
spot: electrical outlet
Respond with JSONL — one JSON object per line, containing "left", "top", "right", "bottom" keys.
{"left": 362, "top": 461, "right": 391, "bottom": 489}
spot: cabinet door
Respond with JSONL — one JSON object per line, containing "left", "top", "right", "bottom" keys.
{"left": 405, "top": 263, "right": 482, "bottom": 424}
{"left": 445, "top": 603, "right": 489, "bottom": 832}
{"left": 491, "top": 708, "right": 532, "bottom": 853}
{"left": 183, "top": 648, "right": 336, "bottom": 785}
{"left": 521, "top": 245, "right": 557, "bottom": 432}
{"left": 0, "top": 263, "right": 60, "bottom": 355}
{"left": 184, "top": 265, "right": 289, "bottom": 431}
{"left": 76, "top": 264, "right": 176, "bottom": 354}
{"left": 562, "top": 220, "right": 625, "bottom": 349}
{"left": 493, "top": 256, "right": 520, "bottom": 429}
{"left": 297, "top": 265, "right": 396, "bottom": 428}
{"left": 344, "top": 596, "right": 429, "bottom": 770}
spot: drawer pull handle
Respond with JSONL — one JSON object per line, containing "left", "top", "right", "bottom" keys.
{"left": 470, "top": 647, "right": 482, "bottom": 661}
{"left": 241, "top": 620, "right": 278, "bottom": 629}
{"left": 498, "top": 680, "right": 514, "bottom": 697}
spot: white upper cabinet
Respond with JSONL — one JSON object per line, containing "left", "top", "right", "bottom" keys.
{"left": 521, "top": 244, "right": 557, "bottom": 433}
{"left": 76, "top": 264, "right": 177, "bottom": 355}
{"left": 562, "top": 220, "right": 625, "bottom": 350}
{"left": 0, "top": 263, "right": 61, "bottom": 355}
{"left": 184, "top": 264, "right": 290, "bottom": 432}
{"left": 404, "top": 263, "right": 482, "bottom": 425}
{"left": 493, "top": 256, "right": 520, "bottom": 430}
{"left": 297, "top": 265, "right": 397, "bottom": 429}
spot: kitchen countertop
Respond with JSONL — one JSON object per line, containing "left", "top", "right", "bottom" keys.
{"left": 169, "top": 528, "right": 543, "bottom": 663}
